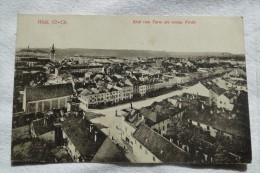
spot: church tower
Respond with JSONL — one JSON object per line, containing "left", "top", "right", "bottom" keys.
{"left": 50, "top": 44, "right": 56, "bottom": 61}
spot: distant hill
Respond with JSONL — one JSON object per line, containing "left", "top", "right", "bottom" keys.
{"left": 16, "top": 48, "right": 244, "bottom": 60}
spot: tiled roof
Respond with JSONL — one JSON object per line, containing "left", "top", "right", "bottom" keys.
{"left": 202, "top": 81, "right": 225, "bottom": 95}
{"left": 91, "top": 137, "right": 129, "bottom": 163}
{"left": 211, "top": 85, "right": 226, "bottom": 95}
{"left": 223, "top": 92, "right": 236, "bottom": 99}
{"left": 139, "top": 107, "right": 157, "bottom": 123}
{"left": 229, "top": 68, "right": 246, "bottom": 77}
{"left": 26, "top": 83, "right": 74, "bottom": 102}
{"left": 32, "top": 118, "right": 55, "bottom": 135}
{"left": 133, "top": 124, "right": 188, "bottom": 163}
{"left": 62, "top": 115, "right": 107, "bottom": 160}
{"left": 190, "top": 113, "right": 249, "bottom": 138}
{"left": 80, "top": 89, "right": 93, "bottom": 96}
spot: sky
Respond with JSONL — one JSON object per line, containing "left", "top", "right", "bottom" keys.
{"left": 16, "top": 15, "right": 245, "bottom": 54}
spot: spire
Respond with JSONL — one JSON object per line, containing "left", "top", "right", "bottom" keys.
{"left": 50, "top": 44, "right": 56, "bottom": 61}
{"left": 51, "top": 44, "right": 55, "bottom": 54}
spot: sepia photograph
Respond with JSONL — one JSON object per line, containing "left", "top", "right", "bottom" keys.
{"left": 11, "top": 15, "right": 251, "bottom": 165}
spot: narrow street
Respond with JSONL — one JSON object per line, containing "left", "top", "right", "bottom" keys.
{"left": 86, "top": 88, "right": 186, "bottom": 134}
{"left": 81, "top": 87, "right": 188, "bottom": 162}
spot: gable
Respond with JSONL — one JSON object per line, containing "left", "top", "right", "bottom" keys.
{"left": 185, "top": 82, "right": 210, "bottom": 97}
{"left": 26, "top": 83, "right": 74, "bottom": 102}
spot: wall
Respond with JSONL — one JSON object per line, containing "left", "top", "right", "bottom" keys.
{"left": 191, "top": 119, "right": 218, "bottom": 137}
{"left": 26, "top": 96, "right": 70, "bottom": 113}
{"left": 132, "top": 139, "right": 161, "bottom": 163}
{"left": 63, "top": 131, "right": 81, "bottom": 162}
{"left": 216, "top": 95, "right": 234, "bottom": 111}
{"left": 151, "top": 119, "right": 170, "bottom": 135}
{"left": 121, "top": 121, "right": 136, "bottom": 150}
{"left": 39, "top": 130, "right": 55, "bottom": 141}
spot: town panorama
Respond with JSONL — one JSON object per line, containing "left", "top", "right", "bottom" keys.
{"left": 11, "top": 45, "right": 251, "bottom": 164}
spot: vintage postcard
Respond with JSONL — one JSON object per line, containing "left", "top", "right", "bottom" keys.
{"left": 12, "top": 15, "right": 251, "bottom": 164}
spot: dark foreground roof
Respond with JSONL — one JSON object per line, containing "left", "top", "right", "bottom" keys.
{"left": 32, "top": 118, "right": 55, "bottom": 135}
{"left": 62, "top": 115, "right": 107, "bottom": 161}
{"left": 190, "top": 114, "right": 249, "bottom": 138}
{"left": 91, "top": 137, "right": 129, "bottom": 163}
{"left": 133, "top": 124, "right": 188, "bottom": 163}
{"left": 26, "top": 83, "right": 74, "bottom": 102}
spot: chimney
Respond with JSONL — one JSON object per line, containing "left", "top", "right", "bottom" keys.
{"left": 210, "top": 110, "right": 213, "bottom": 114}
{"left": 94, "top": 131, "right": 98, "bottom": 142}
{"left": 201, "top": 103, "right": 204, "bottom": 110}
{"left": 43, "top": 117, "right": 47, "bottom": 126}
{"left": 170, "top": 138, "right": 173, "bottom": 143}
{"left": 179, "top": 103, "right": 182, "bottom": 109}
{"left": 204, "top": 154, "right": 208, "bottom": 162}
{"left": 141, "top": 115, "right": 144, "bottom": 121}
{"left": 60, "top": 109, "right": 64, "bottom": 116}
{"left": 195, "top": 150, "right": 199, "bottom": 156}
{"left": 90, "top": 124, "right": 93, "bottom": 133}
{"left": 67, "top": 102, "right": 71, "bottom": 113}
{"left": 54, "top": 68, "right": 58, "bottom": 77}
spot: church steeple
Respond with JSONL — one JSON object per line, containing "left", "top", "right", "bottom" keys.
{"left": 51, "top": 44, "right": 55, "bottom": 54}
{"left": 50, "top": 44, "right": 56, "bottom": 61}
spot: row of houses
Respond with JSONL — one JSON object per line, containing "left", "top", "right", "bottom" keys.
{"left": 28, "top": 111, "right": 128, "bottom": 162}
{"left": 185, "top": 68, "right": 247, "bottom": 111}
{"left": 77, "top": 67, "right": 229, "bottom": 108}
{"left": 116, "top": 98, "right": 188, "bottom": 163}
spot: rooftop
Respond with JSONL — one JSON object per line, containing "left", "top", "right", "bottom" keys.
{"left": 26, "top": 83, "right": 74, "bottom": 102}
{"left": 189, "top": 112, "right": 249, "bottom": 138}
{"left": 202, "top": 81, "right": 226, "bottom": 95}
{"left": 32, "top": 118, "right": 55, "bottom": 136}
{"left": 133, "top": 124, "right": 188, "bottom": 163}
{"left": 91, "top": 138, "right": 129, "bottom": 163}
{"left": 61, "top": 115, "right": 107, "bottom": 161}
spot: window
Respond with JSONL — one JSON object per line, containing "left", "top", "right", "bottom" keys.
{"left": 220, "top": 101, "right": 222, "bottom": 104}
{"left": 126, "top": 137, "right": 129, "bottom": 143}
{"left": 153, "top": 156, "right": 156, "bottom": 161}
{"left": 140, "top": 144, "right": 142, "bottom": 149}
{"left": 197, "top": 122, "right": 200, "bottom": 127}
{"left": 207, "top": 126, "right": 210, "bottom": 130}
{"left": 162, "top": 126, "right": 165, "bottom": 131}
